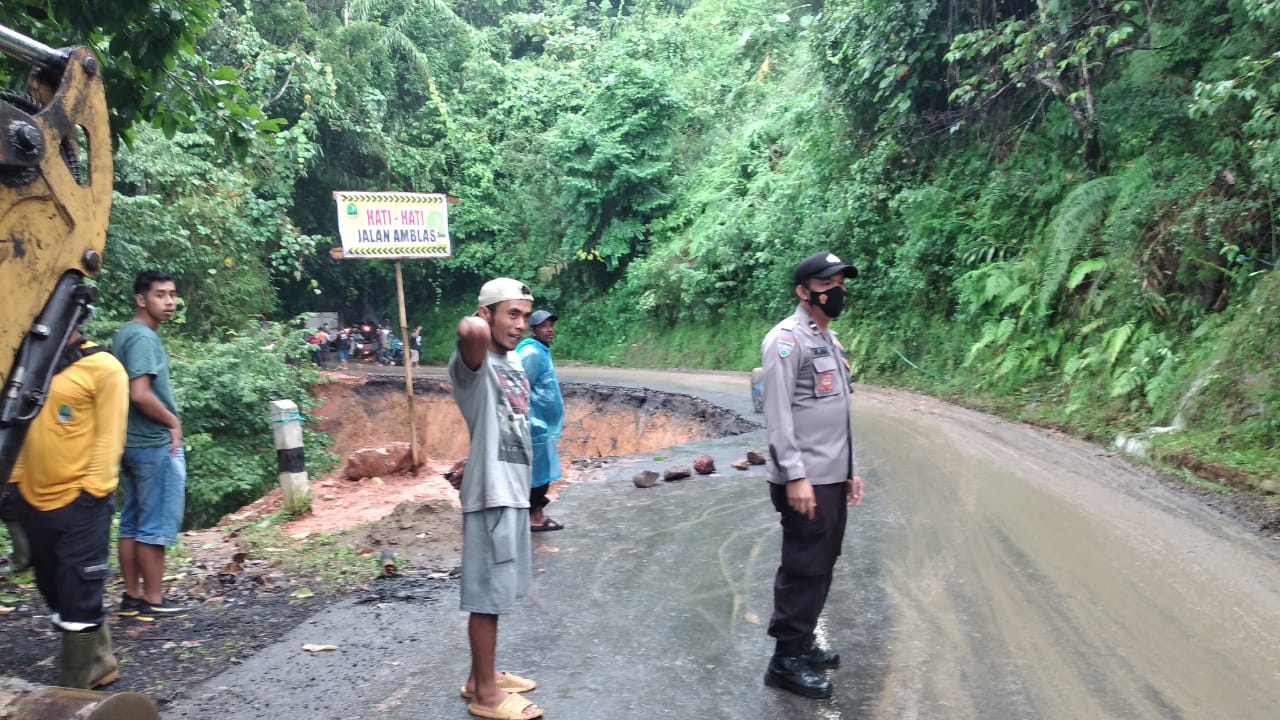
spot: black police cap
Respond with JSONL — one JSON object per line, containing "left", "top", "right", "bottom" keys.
{"left": 793, "top": 252, "right": 858, "bottom": 285}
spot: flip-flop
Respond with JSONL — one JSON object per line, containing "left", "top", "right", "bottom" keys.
{"left": 530, "top": 518, "right": 564, "bottom": 532}
{"left": 460, "top": 672, "right": 536, "bottom": 699}
{"left": 468, "top": 692, "right": 542, "bottom": 720}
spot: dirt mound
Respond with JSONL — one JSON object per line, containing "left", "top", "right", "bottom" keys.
{"left": 350, "top": 498, "right": 462, "bottom": 572}
{"left": 218, "top": 460, "right": 460, "bottom": 536}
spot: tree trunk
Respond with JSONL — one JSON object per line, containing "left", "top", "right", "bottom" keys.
{"left": 1083, "top": 125, "right": 1104, "bottom": 175}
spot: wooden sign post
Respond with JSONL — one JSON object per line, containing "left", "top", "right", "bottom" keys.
{"left": 331, "top": 191, "right": 455, "bottom": 471}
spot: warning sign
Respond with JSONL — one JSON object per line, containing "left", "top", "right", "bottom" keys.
{"left": 332, "top": 191, "right": 451, "bottom": 259}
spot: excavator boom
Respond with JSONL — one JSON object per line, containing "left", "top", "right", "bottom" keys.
{"left": 0, "top": 25, "right": 112, "bottom": 483}
{"left": 0, "top": 27, "right": 164, "bottom": 719}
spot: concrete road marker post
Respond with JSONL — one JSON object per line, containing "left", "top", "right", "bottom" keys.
{"left": 270, "top": 399, "right": 310, "bottom": 513}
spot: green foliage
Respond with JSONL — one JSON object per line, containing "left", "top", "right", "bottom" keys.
{"left": 547, "top": 55, "right": 685, "bottom": 271}
{"left": 9, "top": 0, "right": 1278, "bottom": 511}
{"left": 565, "top": 313, "right": 772, "bottom": 370}
{"left": 97, "top": 11, "right": 331, "bottom": 333}
{"left": 100, "top": 123, "right": 326, "bottom": 335}
{"left": 169, "top": 326, "right": 335, "bottom": 529}
{"left": 1173, "top": 270, "right": 1280, "bottom": 448}
{"left": 1039, "top": 175, "right": 1123, "bottom": 314}
{"left": 1189, "top": 2, "right": 1280, "bottom": 197}
{"left": 817, "top": 0, "right": 953, "bottom": 131}
{"left": 0, "top": 0, "right": 282, "bottom": 151}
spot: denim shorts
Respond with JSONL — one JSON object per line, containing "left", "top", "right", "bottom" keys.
{"left": 118, "top": 445, "right": 186, "bottom": 546}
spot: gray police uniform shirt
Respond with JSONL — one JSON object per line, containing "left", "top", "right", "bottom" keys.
{"left": 760, "top": 303, "right": 857, "bottom": 485}
{"left": 448, "top": 347, "right": 533, "bottom": 513}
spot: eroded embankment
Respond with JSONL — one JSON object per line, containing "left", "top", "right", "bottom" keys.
{"left": 311, "top": 373, "right": 759, "bottom": 464}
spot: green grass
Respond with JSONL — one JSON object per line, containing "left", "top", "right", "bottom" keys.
{"left": 1151, "top": 429, "right": 1280, "bottom": 489}
{"left": 228, "top": 515, "right": 380, "bottom": 592}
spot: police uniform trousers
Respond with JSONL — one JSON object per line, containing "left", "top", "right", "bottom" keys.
{"left": 767, "top": 480, "right": 848, "bottom": 654}
{"left": 12, "top": 490, "right": 114, "bottom": 626}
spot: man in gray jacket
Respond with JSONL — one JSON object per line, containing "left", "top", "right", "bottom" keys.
{"left": 759, "top": 251, "right": 864, "bottom": 699}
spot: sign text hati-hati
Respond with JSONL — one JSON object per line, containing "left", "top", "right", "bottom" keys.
{"left": 358, "top": 207, "right": 440, "bottom": 243}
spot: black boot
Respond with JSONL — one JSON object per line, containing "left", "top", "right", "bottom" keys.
{"left": 801, "top": 636, "right": 840, "bottom": 669}
{"left": 764, "top": 655, "right": 833, "bottom": 699}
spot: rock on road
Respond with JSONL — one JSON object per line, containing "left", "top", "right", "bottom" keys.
{"left": 164, "top": 367, "right": 1280, "bottom": 720}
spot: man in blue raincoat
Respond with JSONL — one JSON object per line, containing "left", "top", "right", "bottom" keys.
{"left": 516, "top": 310, "right": 565, "bottom": 532}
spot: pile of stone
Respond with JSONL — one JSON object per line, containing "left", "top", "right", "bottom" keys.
{"left": 632, "top": 450, "right": 766, "bottom": 488}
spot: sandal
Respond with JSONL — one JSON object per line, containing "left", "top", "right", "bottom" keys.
{"left": 530, "top": 518, "right": 564, "bottom": 532}
{"left": 467, "top": 692, "right": 542, "bottom": 719}
{"left": 460, "top": 672, "right": 536, "bottom": 699}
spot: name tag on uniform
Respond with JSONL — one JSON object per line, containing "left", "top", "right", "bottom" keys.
{"left": 812, "top": 346, "right": 831, "bottom": 358}
{"left": 818, "top": 371, "right": 835, "bottom": 392}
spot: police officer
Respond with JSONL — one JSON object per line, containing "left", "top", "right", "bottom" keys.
{"left": 760, "top": 251, "right": 864, "bottom": 699}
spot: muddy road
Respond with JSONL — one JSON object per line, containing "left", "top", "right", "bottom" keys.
{"left": 161, "top": 366, "right": 1280, "bottom": 720}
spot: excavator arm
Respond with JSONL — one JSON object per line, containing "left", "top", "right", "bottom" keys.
{"left": 0, "top": 28, "right": 164, "bottom": 719}
{"left": 0, "top": 25, "right": 112, "bottom": 484}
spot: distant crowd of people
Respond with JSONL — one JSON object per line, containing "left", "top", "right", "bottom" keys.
{"left": 306, "top": 321, "right": 422, "bottom": 370}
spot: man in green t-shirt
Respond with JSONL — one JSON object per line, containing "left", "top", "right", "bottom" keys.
{"left": 111, "top": 270, "right": 190, "bottom": 617}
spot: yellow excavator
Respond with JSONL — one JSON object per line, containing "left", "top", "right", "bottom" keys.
{"left": 0, "top": 24, "right": 158, "bottom": 720}
{"left": 0, "top": 24, "right": 111, "bottom": 485}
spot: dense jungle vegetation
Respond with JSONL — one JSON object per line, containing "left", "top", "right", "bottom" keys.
{"left": 2, "top": 0, "right": 1276, "bottom": 525}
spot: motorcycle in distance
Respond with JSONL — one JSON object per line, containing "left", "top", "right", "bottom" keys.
{"left": 378, "top": 335, "right": 404, "bottom": 366}
{"left": 349, "top": 324, "right": 378, "bottom": 361}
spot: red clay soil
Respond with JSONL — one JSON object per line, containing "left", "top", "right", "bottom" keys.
{"left": 216, "top": 371, "right": 753, "bottom": 566}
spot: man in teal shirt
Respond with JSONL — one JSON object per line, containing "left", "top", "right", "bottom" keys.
{"left": 111, "top": 270, "right": 190, "bottom": 616}
{"left": 516, "top": 309, "right": 565, "bottom": 532}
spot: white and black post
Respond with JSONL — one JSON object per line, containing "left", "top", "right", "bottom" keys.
{"left": 270, "top": 399, "right": 310, "bottom": 513}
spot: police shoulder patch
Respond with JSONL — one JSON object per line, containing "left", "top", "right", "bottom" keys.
{"left": 777, "top": 337, "right": 795, "bottom": 358}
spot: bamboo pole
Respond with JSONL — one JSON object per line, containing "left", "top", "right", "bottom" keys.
{"left": 393, "top": 260, "right": 420, "bottom": 470}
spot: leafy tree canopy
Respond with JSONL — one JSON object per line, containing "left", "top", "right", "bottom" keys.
{"left": 0, "top": 0, "right": 281, "bottom": 151}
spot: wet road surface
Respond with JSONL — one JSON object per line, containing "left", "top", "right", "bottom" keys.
{"left": 164, "top": 368, "right": 1280, "bottom": 720}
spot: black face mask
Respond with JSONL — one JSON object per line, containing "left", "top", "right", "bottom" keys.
{"left": 806, "top": 284, "right": 846, "bottom": 319}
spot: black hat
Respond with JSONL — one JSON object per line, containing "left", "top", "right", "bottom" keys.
{"left": 793, "top": 252, "right": 858, "bottom": 285}
{"left": 530, "top": 309, "right": 558, "bottom": 327}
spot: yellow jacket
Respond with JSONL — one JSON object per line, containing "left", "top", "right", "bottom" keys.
{"left": 10, "top": 343, "right": 129, "bottom": 511}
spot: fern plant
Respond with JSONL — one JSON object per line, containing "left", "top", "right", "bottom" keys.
{"left": 1060, "top": 318, "right": 1178, "bottom": 416}
{"left": 1038, "top": 176, "right": 1122, "bottom": 315}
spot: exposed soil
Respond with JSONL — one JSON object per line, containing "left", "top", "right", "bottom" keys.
{"left": 0, "top": 370, "right": 756, "bottom": 706}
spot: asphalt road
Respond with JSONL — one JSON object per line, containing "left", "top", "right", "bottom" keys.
{"left": 164, "top": 367, "right": 1280, "bottom": 720}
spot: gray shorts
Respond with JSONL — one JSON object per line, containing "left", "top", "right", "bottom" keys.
{"left": 460, "top": 507, "right": 531, "bottom": 614}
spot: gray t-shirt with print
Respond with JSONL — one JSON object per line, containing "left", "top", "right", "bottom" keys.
{"left": 448, "top": 347, "right": 532, "bottom": 513}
